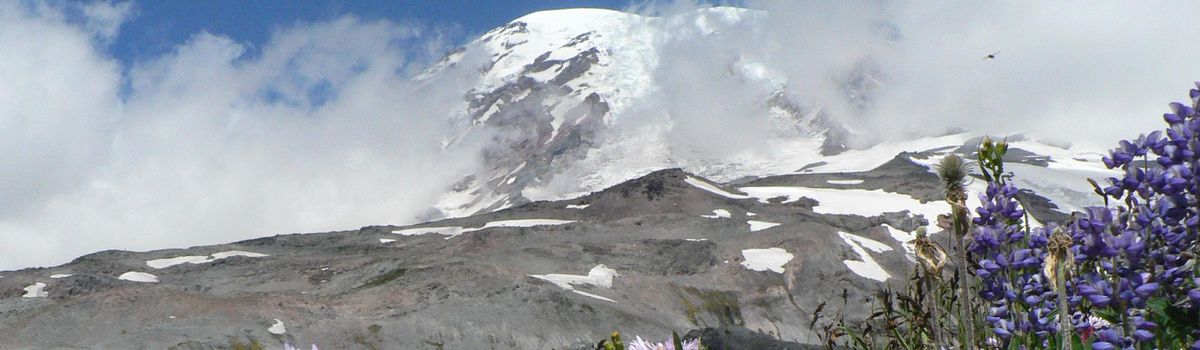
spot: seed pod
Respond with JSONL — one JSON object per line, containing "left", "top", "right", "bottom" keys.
{"left": 910, "top": 227, "right": 948, "bottom": 279}
{"left": 1043, "top": 228, "right": 1075, "bottom": 292}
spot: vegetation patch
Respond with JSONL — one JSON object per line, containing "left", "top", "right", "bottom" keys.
{"left": 677, "top": 285, "right": 743, "bottom": 327}
{"left": 356, "top": 267, "right": 407, "bottom": 290}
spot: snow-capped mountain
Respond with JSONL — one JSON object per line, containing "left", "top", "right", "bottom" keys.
{"left": 417, "top": 8, "right": 1116, "bottom": 222}
{"left": 422, "top": 7, "right": 868, "bottom": 219}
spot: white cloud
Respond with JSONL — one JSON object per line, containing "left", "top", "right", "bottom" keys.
{"left": 81, "top": 1, "right": 135, "bottom": 42}
{"left": 0, "top": 4, "right": 484, "bottom": 270}
{"left": 627, "top": 1, "right": 1200, "bottom": 149}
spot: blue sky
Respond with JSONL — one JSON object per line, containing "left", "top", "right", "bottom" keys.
{"left": 108, "top": 1, "right": 638, "bottom": 67}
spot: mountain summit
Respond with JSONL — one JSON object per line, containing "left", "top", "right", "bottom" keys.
{"left": 421, "top": 7, "right": 864, "bottom": 219}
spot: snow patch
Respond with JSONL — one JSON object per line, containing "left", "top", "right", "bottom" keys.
{"left": 571, "top": 290, "right": 617, "bottom": 303}
{"left": 842, "top": 231, "right": 893, "bottom": 253}
{"left": 118, "top": 271, "right": 159, "bottom": 283}
{"left": 394, "top": 219, "right": 575, "bottom": 239}
{"left": 685, "top": 177, "right": 751, "bottom": 199}
{"left": 826, "top": 179, "right": 864, "bottom": 185}
{"left": 882, "top": 224, "right": 918, "bottom": 263}
{"left": 268, "top": 319, "right": 287, "bottom": 335}
{"left": 22, "top": 282, "right": 47, "bottom": 298}
{"left": 379, "top": 238, "right": 396, "bottom": 244}
{"left": 146, "top": 250, "right": 270, "bottom": 269}
{"left": 837, "top": 232, "right": 891, "bottom": 282}
{"left": 739, "top": 186, "right": 952, "bottom": 233}
{"left": 740, "top": 248, "right": 793, "bottom": 273}
{"left": 747, "top": 220, "right": 781, "bottom": 232}
{"left": 746, "top": 212, "right": 757, "bottom": 216}
{"left": 49, "top": 274, "right": 72, "bottom": 279}
{"left": 566, "top": 204, "right": 590, "bottom": 209}
{"left": 529, "top": 264, "right": 618, "bottom": 303}
{"left": 700, "top": 209, "right": 732, "bottom": 219}
{"left": 475, "top": 219, "right": 575, "bottom": 230}
{"left": 392, "top": 226, "right": 465, "bottom": 237}
{"left": 798, "top": 133, "right": 974, "bottom": 174}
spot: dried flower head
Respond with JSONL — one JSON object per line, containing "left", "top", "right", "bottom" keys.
{"left": 1043, "top": 227, "right": 1075, "bottom": 292}
{"left": 910, "top": 227, "right": 948, "bottom": 279}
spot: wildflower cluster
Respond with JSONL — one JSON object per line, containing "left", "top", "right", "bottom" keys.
{"left": 969, "top": 148, "right": 1064, "bottom": 347}
{"left": 801, "top": 86, "right": 1200, "bottom": 350}
{"left": 1069, "top": 84, "right": 1200, "bottom": 349}
{"left": 967, "top": 85, "right": 1200, "bottom": 349}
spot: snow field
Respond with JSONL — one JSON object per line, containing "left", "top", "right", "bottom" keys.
{"left": 529, "top": 264, "right": 619, "bottom": 303}
{"left": 740, "top": 248, "right": 793, "bottom": 273}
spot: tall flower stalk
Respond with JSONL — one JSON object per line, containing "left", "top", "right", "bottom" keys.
{"left": 936, "top": 153, "right": 978, "bottom": 347}
{"left": 1045, "top": 228, "right": 1075, "bottom": 350}
{"left": 912, "top": 227, "right": 949, "bottom": 347}
{"left": 970, "top": 139, "right": 1064, "bottom": 348}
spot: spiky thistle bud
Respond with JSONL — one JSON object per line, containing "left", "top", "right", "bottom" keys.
{"left": 935, "top": 154, "right": 972, "bottom": 204}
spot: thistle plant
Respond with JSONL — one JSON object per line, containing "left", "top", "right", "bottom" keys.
{"left": 913, "top": 228, "right": 949, "bottom": 279}
{"left": 911, "top": 227, "right": 949, "bottom": 346}
{"left": 935, "top": 153, "right": 978, "bottom": 347}
{"left": 1044, "top": 228, "right": 1075, "bottom": 350}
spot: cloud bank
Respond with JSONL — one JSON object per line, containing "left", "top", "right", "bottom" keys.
{"left": 626, "top": 1, "right": 1200, "bottom": 149}
{"left": 0, "top": 2, "right": 485, "bottom": 269}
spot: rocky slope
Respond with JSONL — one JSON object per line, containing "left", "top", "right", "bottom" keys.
{"left": 0, "top": 145, "right": 1085, "bottom": 349}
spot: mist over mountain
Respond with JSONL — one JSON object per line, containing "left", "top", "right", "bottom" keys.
{"left": 4, "top": 2, "right": 1198, "bottom": 270}
{"left": 5, "top": 2, "right": 1194, "bottom": 348}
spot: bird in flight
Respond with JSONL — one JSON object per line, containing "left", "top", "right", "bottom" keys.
{"left": 983, "top": 51, "right": 1000, "bottom": 60}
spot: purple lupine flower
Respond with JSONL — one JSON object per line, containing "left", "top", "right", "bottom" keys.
{"left": 968, "top": 86, "right": 1200, "bottom": 348}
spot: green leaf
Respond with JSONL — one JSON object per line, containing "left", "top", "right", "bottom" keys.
{"left": 1093, "top": 309, "right": 1122, "bottom": 325}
